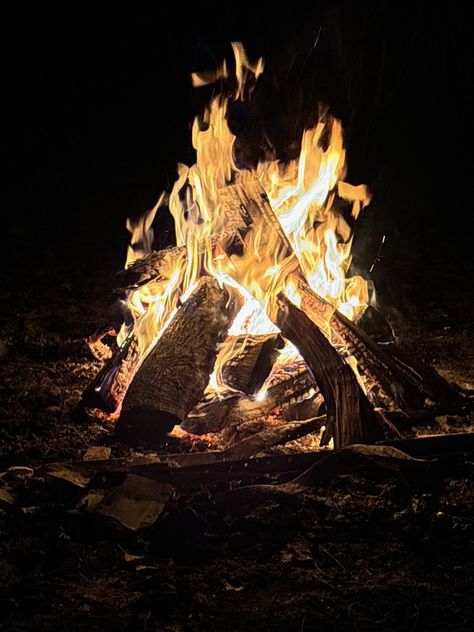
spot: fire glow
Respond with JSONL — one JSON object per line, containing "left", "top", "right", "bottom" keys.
{"left": 119, "top": 43, "right": 370, "bottom": 401}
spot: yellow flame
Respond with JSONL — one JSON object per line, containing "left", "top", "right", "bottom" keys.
{"left": 119, "top": 43, "right": 371, "bottom": 395}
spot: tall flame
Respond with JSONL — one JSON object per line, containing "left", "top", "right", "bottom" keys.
{"left": 118, "top": 43, "right": 371, "bottom": 396}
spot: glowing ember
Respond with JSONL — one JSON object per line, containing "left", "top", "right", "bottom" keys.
{"left": 118, "top": 43, "right": 371, "bottom": 397}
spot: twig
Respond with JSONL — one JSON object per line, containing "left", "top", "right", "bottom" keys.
{"left": 320, "top": 545, "right": 347, "bottom": 572}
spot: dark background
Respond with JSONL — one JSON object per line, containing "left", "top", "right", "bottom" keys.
{"left": 2, "top": 1, "right": 474, "bottom": 273}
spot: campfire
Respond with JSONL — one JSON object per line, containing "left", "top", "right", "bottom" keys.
{"left": 81, "top": 43, "right": 452, "bottom": 453}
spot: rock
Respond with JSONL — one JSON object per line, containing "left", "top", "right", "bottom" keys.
{"left": 90, "top": 475, "right": 174, "bottom": 531}
{"left": 83, "top": 446, "right": 112, "bottom": 461}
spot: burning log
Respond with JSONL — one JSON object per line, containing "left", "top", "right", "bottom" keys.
{"left": 81, "top": 251, "right": 188, "bottom": 416}
{"left": 329, "top": 309, "right": 451, "bottom": 409}
{"left": 115, "top": 278, "right": 243, "bottom": 445}
{"left": 277, "top": 294, "right": 383, "bottom": 448}
{"left": 218, "top": 333, "right": 283, "bottom": 394}
{"left": 114, "top": 245, "right": 186, "bottom": 294}
{"left": 383, "top": 342, "right": 452, "bottom": 403}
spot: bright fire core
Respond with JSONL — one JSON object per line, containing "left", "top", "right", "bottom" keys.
{"left": 119, "top": 43, "right": 371, "bottom": 399}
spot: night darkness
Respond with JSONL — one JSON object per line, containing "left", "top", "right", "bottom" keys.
{"left": 3, "top": 2, "right": 474, "bottom": 266}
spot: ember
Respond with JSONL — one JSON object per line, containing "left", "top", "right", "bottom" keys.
{"left": 82, "top": 44, "right": 452, "bottom": 451}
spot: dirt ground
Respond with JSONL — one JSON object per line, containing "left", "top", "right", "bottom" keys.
{"left": 1, "top": 239, "right": 473, "bottom": 631}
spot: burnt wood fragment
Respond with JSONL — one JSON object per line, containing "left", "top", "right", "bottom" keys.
{"left": 80, "top": 335, "right": 140, "bottom": 414}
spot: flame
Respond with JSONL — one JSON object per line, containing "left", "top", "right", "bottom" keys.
{"left": 125, "top": 192, "right": 166, "bottom": 267}
{"left": 119, "top": 44, "right": 371, "bottom": 398}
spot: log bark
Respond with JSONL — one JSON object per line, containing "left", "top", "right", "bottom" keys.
{"left": 115, "top": 278, "right": 242, "bottom": 445}
{"left": 277, "top": 293, "right": 383, "bottom": 448}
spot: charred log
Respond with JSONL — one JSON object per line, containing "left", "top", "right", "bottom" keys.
{"left": 383, "top": 341, "right": 452, "bottom": 403}
{"left": 329, "top": 308, "right": 451, "bottom": 410}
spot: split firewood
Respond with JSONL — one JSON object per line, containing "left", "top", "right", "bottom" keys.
{"left": 328, "top": 308, "right": 452, "bottom": 410}
{"left": 183, "top": 362, "right": 318, "bottom": 434}
{"left": 113, "top": 195, "right": 262, "bottom": 295}
{"left": 383, "top": 342, "right": 452, "bottom": 402}
{"left": 115, "top": 277, "right": 243, "bottom": 445}
{"left": 218, "top": 333, "right": 283, "bottom": 394}
{"left": 277, "top": 293, "right": 383, "bottom": 448}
